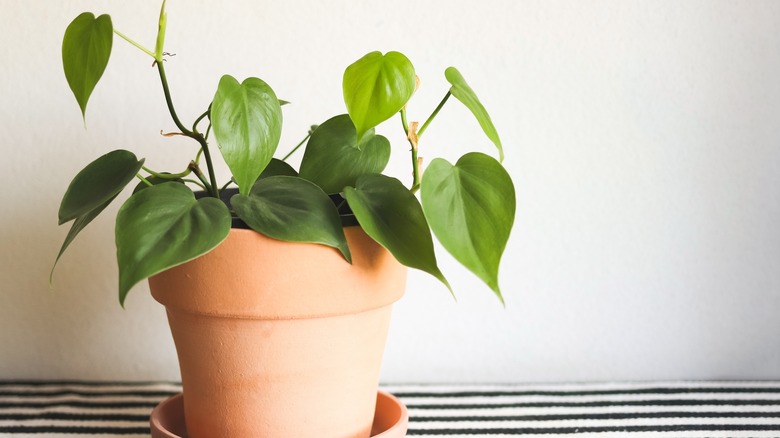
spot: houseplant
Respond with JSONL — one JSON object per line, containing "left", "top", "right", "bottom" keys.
{"left": 53, "top": 1, "right": 515, "bottom": 437}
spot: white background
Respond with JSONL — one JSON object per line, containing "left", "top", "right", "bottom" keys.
{"left": 1, "top": 1, "right": 778, "bottom": 383}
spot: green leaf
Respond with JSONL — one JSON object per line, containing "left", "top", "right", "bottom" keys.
{"left": 231, "top": 176, "right": 351, "bottom": 262}
{"left": 343, "top": 51, "right": 415, "bottom": 143}
{"left": 211, "top": 75, "right": 283, "bottom": 195}
{"left": 62, "top": 12, "right": 113, "bottom": 121}
{"left": 344, "top": 174, "right": 450, "bottom": 292}
{"left": 51, "top": 194, "right": 117, "bottom": 284}
{"left": 258, "top": 158, "right": 298, "bottom": 180}
{"left": 420, "top": 152, "right": 515, "bottom": 303}
{"left": 58, "top": 150, "right": 144, "bottom": 225}
{"left": 445, "top": 67, "right": 504, "bottom": 162}
{"left": 299, "top": 114, "right": 390, "bottom": 194}
{"left": 116, "top": 183, "right": 231, "bottom": 305}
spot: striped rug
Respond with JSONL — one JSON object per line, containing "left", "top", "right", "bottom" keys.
{"left": 2, "top": 381, "right": 780, "bottom": 437}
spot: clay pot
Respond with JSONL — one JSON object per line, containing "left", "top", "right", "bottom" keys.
{"left": 148, "top": 226, "right": 407, "bottom": 438}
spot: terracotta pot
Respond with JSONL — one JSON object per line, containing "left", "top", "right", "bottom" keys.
{"left": 148, "top": 226, "right": 407, "bottom": 438}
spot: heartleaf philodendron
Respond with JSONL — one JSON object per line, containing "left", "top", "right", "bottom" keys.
{"left": 231, "top": 176, "right": 351, "bottom": 262}
{"left": 421, "top": 152, "right": 515, "bottom": 303}
{"left": 445, "top": 67, "right": 504, "bottom": 162}
{"left": 56, "top": 4, "right": 515, "bottom": 305}
{"left": 343, "top": 51, "right": 416, "bottom": 143}
{"left": 116, "top": 183, "right": 231, "bottom": 306}
{"left": 299, "top": 114, "right": 390, "bottom": 194}
{"left": 62, "top": 12, "right": 113, "bottom": 121}
{"left": 344, "top": 174, "right": 450, "bottom": 292}
{"left": 212, "top": 75, "right": 283, "bottom": 195}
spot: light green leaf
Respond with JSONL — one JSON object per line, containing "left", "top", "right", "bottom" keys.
{"left": 211, "top": 75, "right": 283, "bottom": 195}
{"left": 58, "top": 150, "right": 144, "bottom": 225}
{"left": 116, "top": 183, "right": 231, "bottom": 305}
{"left": 299, "top": 114, "right": 390, "bottom": 194}
{"left": 420, "top": 152, "right": 515, "bottom": 303}
{"left": 344, "top": 174, "right": 450, "bottom": 292}
{"left": 62, "top": 12, "right": 113, "bottom": 121}
{"left": 343, "top": 51, "right": 415, "bottom": 143}
{"left": 445, "top": 67, "right": 504, "bottom": 162}
{"left": 231, "top": 176, "right": 351, "bottom": 262}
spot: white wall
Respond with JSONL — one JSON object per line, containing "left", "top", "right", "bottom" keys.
{"left": 1, "top": 0, "right": 778, "bottom": 383}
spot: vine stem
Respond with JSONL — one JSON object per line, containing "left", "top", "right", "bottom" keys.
{"left": 400, "top": 108, "right": 421, "bottom": 192}
{"left": 142, "top": 165, "right": 190, "bottom": 179}
{"left": 156, "top": 61, "right": 219, "bottom": 197}
{"left": 282, "top": 132, "right": 312, "bottom": 161}
{"left": 417, "top": 91, "right": 451, "bottom": 139}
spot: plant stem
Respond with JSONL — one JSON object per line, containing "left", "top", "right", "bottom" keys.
{"left": 156, "top": 61, "right": 220, "bottom": 197}
{"left": 142, "top": 165, "right": 191, "bottom": 179}
{"left": 135, "top": 174, "right": 153, "bottom": 186}
{"left": 188, "top": 161, "right": 213, "bottom": 193}
{"left": 282, "top": 132, "right": 312, "bottom": 161}
{"left": 417, "top": 91, "right": 451, "bottom": 139}
{"left": 400, "top": 109, "right": 421, "bottom": 192}
{"left": 113, "top": 29, "right": 156, "bottom": 58}
{"left": 192, "top": 107, "right": 210, "bottom": 133}
{"left": 182, "top": 178, "right": 207, "bottom": 191}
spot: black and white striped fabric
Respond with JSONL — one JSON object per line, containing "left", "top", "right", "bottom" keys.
{"left": 2, "top": 381, "right": 780, "bottom": 437}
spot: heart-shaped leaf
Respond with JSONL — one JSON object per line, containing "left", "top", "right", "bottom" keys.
{"left": 231, "top": 176, "right": 351, "bottom": 262}
{"left": 343, "top": 51, "right": 415, "bottom": 143}
{"left": 299, "top": 114, "right": 390, "bottom": 194}
{"left": 445, "top": 67, "right": 503, "bottom": 162}
{"left": 211, "top": 75, "right": 283, "bottom": 195}
{"left": 58, "top": 150, "right": 144, "bottom": 225}
{"left": 421, "top": 152, "right": 515, "bottom": 302}
{"left": 116, "top": 183, "right": 231, "bottom": 305}
{"left": 344, "top": 174, "right": 450, "bottom": 292}
{"left": 62, "top": 12, "right": 113, "bottom": 121}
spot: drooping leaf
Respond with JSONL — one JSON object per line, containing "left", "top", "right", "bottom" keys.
{"left": 344, "top": 174, "right": 450, "bottom": 292}
{"left": 211, "top": 75, "right": 283, "bottom": 195}
{"left": 343, "top": 51, "right": 415, "bottom": 143}
{"left": 115, "top": 183, "right": 231, "bottom": 305}
{"left": 299, "top": 114, "right": 390, "bottom": 194}
{"left": 231, "top": 176, "right": 351, "bottom": 262}
{"left": 445, "top": 67, "right": 504, "bottom": 162}
{"left": 62, "top": 12, "right": 113, "bottom": 121}
{"left": 420, "top": 152, "right": 515, "bottom": 303}
{"left": 258, "top": 158, "right": 298, "bottom": 180}
{"left": 58, "top": 150, "right": 144, "bottom": 225}
{"left": 51, "top": 194, "right": 117, "bottom": 284}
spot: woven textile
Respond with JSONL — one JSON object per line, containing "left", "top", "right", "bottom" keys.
{"left": 2, "top": 381, "right": 780, "bottom": 437}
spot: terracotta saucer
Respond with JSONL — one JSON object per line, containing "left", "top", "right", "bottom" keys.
{"left": 150, "top": 390, "right": 408, "bottom": 438}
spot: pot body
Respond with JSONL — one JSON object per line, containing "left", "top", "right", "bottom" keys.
{"left": 149, "top": 227, "right": 407, "bottom": 438}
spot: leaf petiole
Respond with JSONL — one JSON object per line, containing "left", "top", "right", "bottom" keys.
{"left": 113, "top": 29, "right": 155, "bottom": 59}
{"left": 417, "top": 91, "right": 451, "bottom": 139}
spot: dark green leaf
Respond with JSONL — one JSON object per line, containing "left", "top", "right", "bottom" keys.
{"left": 50, "top": 194, "right": 117, "bottom": 284}
{"left": 58, "top": 150, "right": 144, "bottom": 225}
{"left": 231, "top": 176, "right": 351, "bottom": 262}
{"left": 420, "top": 152, "right": 515, "bottom": 302}
{"left": 343, "top": 51, "right": 415, "bottom": 143}
{"left": 344, "top": 174, "right": 450, "bottom": 291}
{"left": 299, "top": 114, "right": 390, "bottom": 194}
{"left": 62, "top": 12, "right": 113, "bottom": 121}
{"left": 211, "top": 75, "right": 283, "bottom": 195}
{"left": 116, "top": 183, "right": 231, "bottom": 305}
{"left": 258, "top": 158, "right": 298, "bottom": 180}
{"left": 445, "top": 67, "right": 504, "bottom": 162}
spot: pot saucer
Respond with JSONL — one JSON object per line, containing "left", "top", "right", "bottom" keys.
{"left": 150, "top": 390, "right": 408, "bottom": 438}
